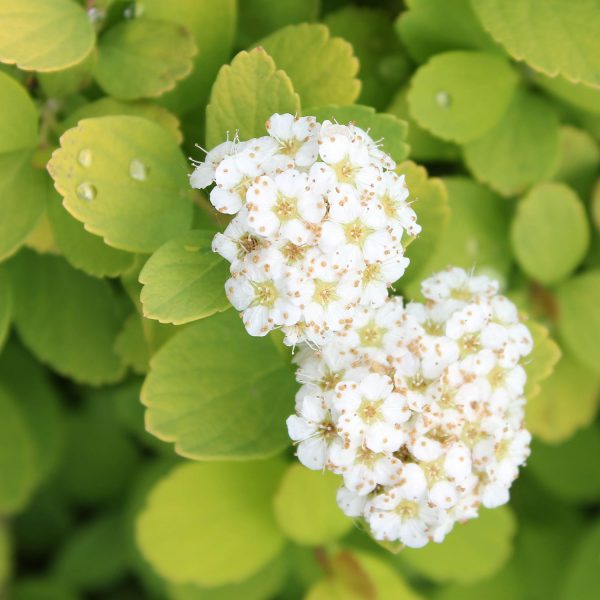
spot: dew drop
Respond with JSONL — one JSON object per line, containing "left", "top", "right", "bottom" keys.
{"left": 435, "top": 91, "right": 452, "bottom": 108}
{"left": 78, "top": 148, "right": 93, "bottom": 168}
{"left": 76, "top": 182, "right": 97, "bottom": 202}
{"left": 129, "top": 159, "right": 149, "bottom": 181}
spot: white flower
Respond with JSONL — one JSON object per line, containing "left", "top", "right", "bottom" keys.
{"left": 266, "top": 113, "right": 320, "bottom": 166}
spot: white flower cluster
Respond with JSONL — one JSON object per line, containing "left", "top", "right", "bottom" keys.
{"left": 190, "top": 113, "right": 419, "bottom": 344}
{"left": 287, "top": 267, "right": 533, "bottom": 548}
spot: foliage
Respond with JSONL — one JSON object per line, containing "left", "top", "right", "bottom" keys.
{"left": 0, "top": 0, "right": 599, "bottom": 598}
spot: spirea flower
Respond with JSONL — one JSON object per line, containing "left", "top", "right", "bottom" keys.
{"left": 191, "top": 114, "right": 419, "bottom": 344}
{"left": 286, "top": 268, "right": 533, "bottom": 548}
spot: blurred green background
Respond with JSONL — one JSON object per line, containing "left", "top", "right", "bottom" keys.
{"left": 1, "top": 0, "right": 600, "bottom": 598}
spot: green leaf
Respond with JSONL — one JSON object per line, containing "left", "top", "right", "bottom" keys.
{"left": 0, "top": 524, "right": 9, "bottom": 589}
{"left": 273, "top": 464, "right": 351, "bottom": 545}
{"left": 0, "top": 151, "right": 47, "bottom": 262}
{"left": 435, "top": 562, "right": 522, "bottom": 600}
{"left": 238, "top": 0, "right": 320, "bottom": 48}
{"left": 139, "top": 230, "right": 230, "bottom": 325}
{"left": 59, "top": 97, "right": 183, "bottom": 144}
{"left": 94, "top": 18, "right": 196, "bottom": 100}
{"left": 168, "top": 554, "right": 287, "bottom": 600}
{"left": 52, "top": 515, "right": 129, "bottom": 592}
{"left": 8, "top": 251, "right": 124, "bottom": 385}
{"left": 306, "top": 104, "right": 409, "bottom": 163}
{"left": 407, "top": 51, "right": 518, "bottom": 143}
{"left": 324, "top": 6, "right": 411, "bottom": 110}
{"left": 404, "top": 177, "right": 511, "bottom": 300}
{"left": 387, "top": 87, "right": 460, "bottom": 163}
{"left": 0, "top": 267, "right": 11, "bottom": 352}
{"left": 511, "top": 182, "right": 589, "bottom": 285}
{"left": 396, "top": 0, "right": 501, "bottom": 63}
{"left": 523, "top": 320, "right": 561, "bottom": 401}
{"left": 205, "top": 48, "right": 300, "bottom": 147}
{"left": 0, "top": 384, "right": 37, "bottom": 514}
{"left": 114, "top": 312, "right": 150, "bottom": 375}
{"left": 550, "top": 125, "right": 600, "bottom": 200}
{"left": 0, "top": 0, "right": 94, "bottom": 72}
{"left": 0, "top": 70, "right": 38, "bottom": 153}
{"left": 141, "top": 310, "right": 297, "bottom": 460}
{"left": 395, "top": 161, "right": 449, "bottom": 285}
{"left": 529, "top": 424, "right": 600, "bottom": 503}
{"left": 561, "top": 517, "right": 600, "bottom": 600}
{"left": 257, "top": 24, "right": 360, "bottom": 107}
{"left": 142, "top": 0, "right": 237, "bottom": 114}
{"left": 0, "top": 340, "right": 65, "bottom": 485}
{"left": 11, "top": 578, "right": 79, "bottom": 600}
{"left": 48, "top": 115, "right": 193, "bottom": 254}
{"left": 556, "top": 270, "right": 600, "bottom": 375}
{"left": 535, "top": 72, "right": 600, "bottom": 115}
{"left": 57, "top": 409, "right": 140, "bottom": 506}
{"left": 464, "top": 90, "right": 560, "bottom": 197}
{"left": 400, "top": 507, "right": 516, "bottom": 584}
{"left": 471, "top": 0, "right": 600, "bottom": 87}
{"left": 527, "top": 352, "right": 598, "bottom": 443}
{"left": 37, "top": 52, "right": 95, "bottom": 99}
{"left": 47, "top": 190, "right": 135, "bottom": 278}
{"left": 136, "top": 459, "right": 286, "bottom": 586}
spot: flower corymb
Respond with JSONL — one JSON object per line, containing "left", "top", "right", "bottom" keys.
{"left": 191, "top": 113, "right": 419, "bottom": 345}
{"left": 287, "top": 268, "right": 533, "bottom": 548}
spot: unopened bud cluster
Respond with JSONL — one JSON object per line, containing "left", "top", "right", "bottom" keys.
{"left": 192, "top": 117, "right": 533, "bottom": 549}
{"left": 288, "top": 268, "right": 532, "bottom": 547}
{"left": 191, "top": 113, "right": 419, "bottom": 345}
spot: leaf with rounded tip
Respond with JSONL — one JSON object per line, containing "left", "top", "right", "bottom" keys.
{"left": 273, "top": 465, "right": 352, "bottom": 545}
{"left": 0, "top": 150, "right": 47, "bottom": 262}
{"left": 136, "top": 460, "right": 286, "bottom": 586}
{"left": 205, "top": 48, "right": 300, "bottom": 147}
{"left": 94, "top": 18, "right": 196, "bottom": 100}
{"left": 48, "top": 116, "right": 193, "bottom": 254}
{"left": 527, "top": 352, "right": 598, "bottom": 443}
{"left": 0, "top": 0, "right": 95, "bottom": 72}
{"left": 257, "top": 23, "right": 360, "bottom": 107}
{"left": 556, "top": 270, "right": 600, "bottom": 375}
{"left": 307, "top": 104, "right": 409, "bottom": 163}
{"left": 7, "top": 251, "right": 125, "bottom": 385}
{"left": 139, "top": 230, "right": 230, "bottom": 325}
{"left": 59, "top": 97, "right": 183, "bottom": 143}
{"left": 400, "top": 507, "right": 516, "bottom": 584}
{"left": 464, "top": 90, "right": 560, "bottom": 197}
{"left": 511, "top": 183, "right": 589, "bottom": 285}
{"left": 141, "top": 309, "right": 297, "bottom": 460}
{"left": 47, "top": 190, "right": 135, "bottom": 279}
{"left": 471, "top": 0, "right": 600, "bottom": 87}
{"left": 0, "top": 70, "right": 38, "bottom": 153}
{"left": 0, "top": 384, "right": 37, "bottom": 515}
{"left": 407, "top": 51, "right": 518, "bottom": 143}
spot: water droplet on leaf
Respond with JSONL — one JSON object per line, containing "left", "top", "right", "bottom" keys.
{"left": 129, "top": 159, "right": 149, "bottom": 181}
{"left": 78, "top": 149, "right": 92, "bottom": 168}
{"left": 76, "top": 182, "right": 97, "bottom": 202}
{"left": 435, "top": 91, "right": 452, "bottom": 108}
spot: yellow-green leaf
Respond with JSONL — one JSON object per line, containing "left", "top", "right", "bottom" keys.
{"left": 0, "top": 0, "right": 95, "bottom": 72}
{"left": 407, "top": 51, "right": 518, "bottom": 143}
{"left": 0, "top": 70, "right": 38, "bottom": 153}
{"left": 205, "top": 48, "right": 300, "bottom": 147}
{"left": 471, "top": 0, "right": 600, "bottom": 87}
{"left": 136, "top": 460, "right": 286, "bottom": 586}
{"left": 257, "top": 24, "right": 360, "bottom": 107}
{"left": 48, "top": 116, "right": 193, "bottom": 254}
{"left": 273, "top": 465, "right": 351, "bottom": 545}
